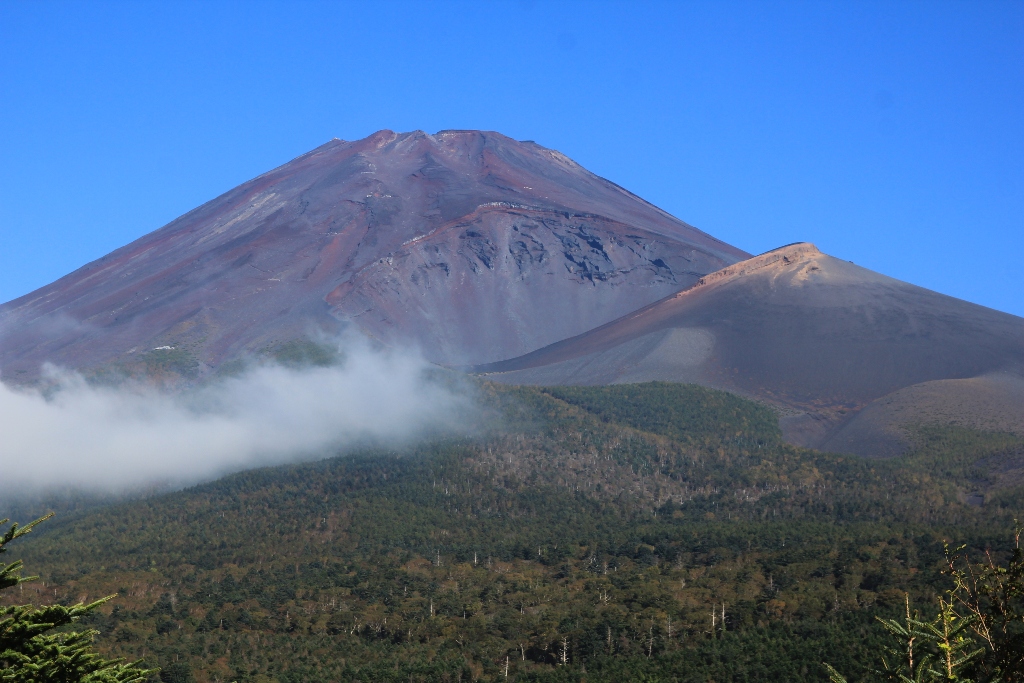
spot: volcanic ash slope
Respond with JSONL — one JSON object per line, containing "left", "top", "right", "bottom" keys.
{"left": 476, "top": 243, "right": 1024, "bottom": 456}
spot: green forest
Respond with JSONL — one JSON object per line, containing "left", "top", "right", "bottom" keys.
{"left": 3, "top": 381, "right": 1022, "bottom": 682}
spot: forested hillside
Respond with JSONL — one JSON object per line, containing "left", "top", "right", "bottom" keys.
{"left": 4, "top": 382, "right": 1022, "bottom": 682}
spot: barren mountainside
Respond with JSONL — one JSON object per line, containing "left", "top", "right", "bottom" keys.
{"left": 0, "top": 130, "right": 746, "bottom": 381}
{"left": 477, "top": 243, "right": 1024, "bottom": 455}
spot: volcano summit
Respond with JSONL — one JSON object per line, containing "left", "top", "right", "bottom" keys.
{"left": 0, "top": 130, "right": 746, "bottom": 381}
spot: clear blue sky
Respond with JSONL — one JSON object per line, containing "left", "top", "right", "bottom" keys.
{"left": 1, "top": 1, "right": 1021, "bottom": 315}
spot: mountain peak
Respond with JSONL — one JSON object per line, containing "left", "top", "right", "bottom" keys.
{"left": 0, "top": 131, "right": 747, "bottom": 380}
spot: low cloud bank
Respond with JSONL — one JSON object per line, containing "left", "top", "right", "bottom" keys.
{"left": 0, "top": 343, "right": 474, "bottom": 493}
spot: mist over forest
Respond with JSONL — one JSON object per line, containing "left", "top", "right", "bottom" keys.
{"left": 0, "top": 340, "right": 475, "bottom": 493}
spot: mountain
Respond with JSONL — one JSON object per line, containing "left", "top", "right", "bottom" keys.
{"left": 4, "top": 131, "right": 1024, "bottom": 681}
{"left": 4, "top": 131, "right": 1021, "bottom": 458}
{"left": 0, "top": 130, "right": 746, "bottom": 382}
{"left": 475, "top": 243, "right": 1024, "bottom": 455}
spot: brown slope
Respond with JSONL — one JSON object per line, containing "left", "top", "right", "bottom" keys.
{"left": 475, "top": 243, "right": 1024, "bottom": 455}
{"left": 0, "top": 130, "right": 747, "bottom": 382}
{"left": 819, "top": 372, "right": 1024, "bottom": 458}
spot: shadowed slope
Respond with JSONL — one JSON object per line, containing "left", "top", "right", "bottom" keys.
{"left": 821, "top": 372, "right": 1024, "bottom": 457}
{"left": 476, "top": 243, "right": 1024, "bottom": 454}
{"left": 0, "top": 130, "right": 747, "bottom": 382}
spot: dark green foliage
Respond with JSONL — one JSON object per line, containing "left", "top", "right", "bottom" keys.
{"left": 268, "top": 339, "right": 340, "bottom": 368}
{"left": 137, "top": 348, "right": 201, "bottom": 379}
{"left": 826, "top": 535, "right": 1024, "bottom": 682}
{"left": 0, "top": 516, "right": 154, "bottom": 682}
{"left": 158, "top": 662, "right": 194, "bottom": 683}
{"left": 942, "top": 531, "right": 1024, "bottom": 682}
{"left": 544, "top": 382, "right": 781, "bottom": 449}
{"left": 981, "top": 545, "right": 1024, "bottom": 680}
{"left": 3, "top": 382, "right": 1022, "bottom": 682}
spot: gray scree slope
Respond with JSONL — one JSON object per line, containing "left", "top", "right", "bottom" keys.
{"left": 476, "top": 243, "right": 1024, "bottom": 455}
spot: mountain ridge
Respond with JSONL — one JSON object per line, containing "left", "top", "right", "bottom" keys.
{"left": 0, "top": 130, "right": 747, "bottom": 381}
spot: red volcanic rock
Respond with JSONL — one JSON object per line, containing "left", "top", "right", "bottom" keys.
{"left": 0, "top": 130, "right": 747, "bottom": 381}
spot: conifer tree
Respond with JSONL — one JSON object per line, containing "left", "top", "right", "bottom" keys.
{"left": 943, "top": 527, "right": 1024, "bottom": 682}
{"left": 826, "top": 524, "right": 1024, "bottom": 683}
{"left": 0, "top": 515, "right": 155, "bottom": 683}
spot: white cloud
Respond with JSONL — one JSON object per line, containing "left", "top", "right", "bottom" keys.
{"left": 0, "top": 341, "right": 474, "bottom": 493}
